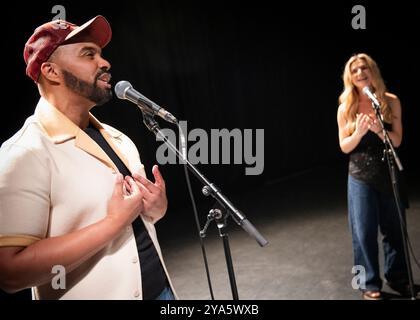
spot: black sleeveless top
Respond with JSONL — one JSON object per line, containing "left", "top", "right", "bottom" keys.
{"left": 84, "top": 123, "right": 168, "bottom": 299}
{"left": 349, "top": 123, "right": 392, "bottom": 195}
{"left": 348, "top": 122, "right": 409, "bottom": 208}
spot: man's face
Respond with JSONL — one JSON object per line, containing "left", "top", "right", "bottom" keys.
{"left": 51, "top": 42, "right": 112, "bottom": 105}
{"left": 61, "top": 68, "right": 112, "bottom": 106}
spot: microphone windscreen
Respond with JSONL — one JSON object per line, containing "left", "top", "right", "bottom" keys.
{"left": 114, "top": 80, "right": 132, "bottom": 99}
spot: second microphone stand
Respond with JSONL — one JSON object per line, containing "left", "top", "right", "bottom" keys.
{"left": 371, "top": 102, "right": 416, "bottom": 300}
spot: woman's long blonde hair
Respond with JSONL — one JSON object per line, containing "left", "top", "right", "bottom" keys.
{"left": 339, "top": 53, "right": 392, "bottom": 134}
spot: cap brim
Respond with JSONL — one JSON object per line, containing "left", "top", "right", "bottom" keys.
{"left": 64, "top": 15, "right": 112, "bottom": 48}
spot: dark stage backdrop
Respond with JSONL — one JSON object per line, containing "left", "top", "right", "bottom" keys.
{"left": 1, "top": 0, "right": 420, "bottom": 301}
{"left": 2, "top": 1, "right": 419, "bottom": 215}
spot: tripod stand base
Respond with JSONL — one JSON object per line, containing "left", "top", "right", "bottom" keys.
{"left": 388, "top": 282, "right": 420, "bottom": 299}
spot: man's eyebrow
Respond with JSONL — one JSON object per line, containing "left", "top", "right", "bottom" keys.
{"left": 79, "top": 46, "right": 102, "bottom": 54}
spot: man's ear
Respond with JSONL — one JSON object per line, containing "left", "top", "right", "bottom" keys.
{"left": 39, "top": 62, "right": 61, "bottom": 83}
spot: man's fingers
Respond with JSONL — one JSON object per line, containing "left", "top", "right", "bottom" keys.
{"left": 137, "top": 181, "right": 152, "bottom": 197}
{"left": 124, "top": 176, "right": 132, "bottom": 194}
{"left": 132, "top": 173, "right": 152, "bottom": 186}
{"left": 152, "top": 165, "right": 166, "bottom": 189}
{"left": 126, "top": 176, "right": 142, "bottom": 198}
{"left": 113, "top": 174, "right": 124, "bottom": 198}
{"left": 132, "top": 173, "right": 159, "bottom": 193}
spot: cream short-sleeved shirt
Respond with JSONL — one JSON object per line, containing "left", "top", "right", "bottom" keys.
{"left": 0, "top": 97, "right": 176, "bottom": 299}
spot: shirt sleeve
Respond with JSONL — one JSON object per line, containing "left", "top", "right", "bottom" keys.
{"left": 0, "top": 143, "right": 51, "bottom": 247}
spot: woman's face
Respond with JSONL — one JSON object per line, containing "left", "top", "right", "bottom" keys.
{"left": 350, "top": 59, "right": 372, "bottom": 90}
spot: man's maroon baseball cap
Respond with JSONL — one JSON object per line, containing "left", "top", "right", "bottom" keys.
{"left": 24, "top": 15, "right": 112, "bottom": 83}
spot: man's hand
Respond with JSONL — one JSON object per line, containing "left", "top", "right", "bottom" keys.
{"left": 131, "top": 165, "right": 168, "bottom": 223}
{"left": 107, "top": 174, "right": 144, "bottom": 228}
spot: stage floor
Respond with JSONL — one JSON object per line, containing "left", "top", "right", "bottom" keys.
{"left": 158, "top": 163, "right": 420, "bottom": 300}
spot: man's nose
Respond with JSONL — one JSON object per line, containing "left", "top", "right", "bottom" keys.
{"left": 98, "top": 56, "right": 111, "bottom": 71}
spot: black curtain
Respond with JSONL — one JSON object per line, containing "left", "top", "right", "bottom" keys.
{"left": 3, "top": 1, "right": 419, "bottom": 210}
{"left": 1, "top": 0, "right": 419, "bottom": 299}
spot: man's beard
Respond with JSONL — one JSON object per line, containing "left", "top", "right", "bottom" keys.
{"left": 62, "top": 69, "right": 112, "bottom": 106}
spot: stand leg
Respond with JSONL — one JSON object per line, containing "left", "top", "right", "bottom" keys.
{"left": 217, "top": 217, "right": 239, "bottom": 300}
{"left": 387, "top": 152, "right": 417, "bottom": 300}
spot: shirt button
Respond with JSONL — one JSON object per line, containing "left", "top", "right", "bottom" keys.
{"left": 132, "top": 256, "right": 138, "bottom": 263}
{"left": 133, "top": 290, "right": 140, "bottom": 298}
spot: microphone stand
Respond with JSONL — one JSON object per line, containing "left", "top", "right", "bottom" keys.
{"left": 200, "top": 207, "right": 239, "bottom": 299}
{"left": 140, "top": 112, "right": 269, "bottom": 300}
{"left": 371, "top": 102, "right": 416, "bottom": 300}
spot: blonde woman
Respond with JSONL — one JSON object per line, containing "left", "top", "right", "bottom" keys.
{"left": 337, "top": 53, "right": 409, "bottom": 300}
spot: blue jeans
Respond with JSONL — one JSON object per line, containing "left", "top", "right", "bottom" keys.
{"left": 155, "top": 286, "right": 175, "bottom": 300}
{"left": 348, "top": 175, "right": 408, "bottom": 291}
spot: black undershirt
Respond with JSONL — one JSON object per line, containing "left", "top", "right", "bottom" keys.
{"left": 84, "top": 124, "right": 167, "bottom": 300}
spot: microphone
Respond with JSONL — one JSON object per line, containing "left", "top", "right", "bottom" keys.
{"left": 114, "top": 80, "right": 178, "bottom": 124}
{"left": 362, "top": 86, "right": 381, "bottom": 109}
